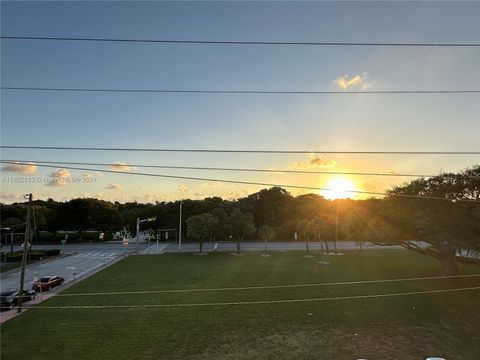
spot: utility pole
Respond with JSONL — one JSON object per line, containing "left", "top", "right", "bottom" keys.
{"left": 334, "top": 201, "right": 339, "bottom": 255}
{"left": 178, "top": 201, "right": 183, "bottom": 251}
{"left": 17, "top": 193, "right": 32, "bottom": 313}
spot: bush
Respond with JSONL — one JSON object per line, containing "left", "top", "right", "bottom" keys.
{"left": 5, "top": 253, "right": 22, "bottom": 262}
{"left": 43, "top": 249, "right": 61, "bottom": 256}
{"left": 4, "top": 248, "right": 60, "bottom": 262}
{"left": 28, "top": 251, "right": 46, "bottom": 260}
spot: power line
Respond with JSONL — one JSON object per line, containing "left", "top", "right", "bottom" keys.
{"left": 57, "top": 273, "right": 480, "bottom": 297}
{"left": 2, "top": 35, "right": 479, "bottom": 47}
{"left": 0, "top": 159, "right": 436, "bottom": 178}
{"left": 2, "top": 145, "right": 479, "bottom": 155}
{"left": 24, "top": 286, "right": 480, "bottom": 309}
{"left": 2, "top": 160, "right": 478, "bottom": 202}
{"left": 2, "top": 86, "right": 479, "bottom": 95}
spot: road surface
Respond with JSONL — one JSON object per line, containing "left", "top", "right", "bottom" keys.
{"left": 144, "top": 241, "right": 404, "bottom": 253}
{"left": 1, "top": 242, "right": 149, "bottom": 290}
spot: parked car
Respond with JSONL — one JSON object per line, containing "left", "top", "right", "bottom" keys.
{"left": 32, "top": 276, "right": 64, "bottom": 292}
{"left": 0, "top": 289, "right": 36, "bottom": 311}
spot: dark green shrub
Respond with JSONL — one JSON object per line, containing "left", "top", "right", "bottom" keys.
{"left": 43, "top": 249, "right": 61, "bottom": 256}
{"left": 5, "top": 253, "right": 23, "bottom": 262}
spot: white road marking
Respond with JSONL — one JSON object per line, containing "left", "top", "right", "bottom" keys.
{"left": 75, "top": 252, "right": 118, "bottom": 259}
{"left": 158, "top": 244, "right": 169, "bottom": 253}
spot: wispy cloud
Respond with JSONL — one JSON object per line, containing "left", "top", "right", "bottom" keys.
{"left": 1, "top": 162, "right": 37, "bottom": 175}
{"left": 0, "top": 192, "right": 52, "bottom": 203}
{"left": 105, "top": 183, "right": 123, "bottom": 191}
{"left": 335, "top": 73, "right": 371, "bottom": 91}
{"left": 177, "top": 185, "right": 190, "bottom": 194}
{"left": 289, "top": 154, "right": 337, "bottom": 169}
{"left": 46, "top": 168, "right": 72, "bottom": 187}
{"left": 111, "top": 161, "right": 136, "bottom": 172}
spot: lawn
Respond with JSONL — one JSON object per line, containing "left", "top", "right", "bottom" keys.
{"left": 1, "top": 250, "right": 480, "bottom": 360}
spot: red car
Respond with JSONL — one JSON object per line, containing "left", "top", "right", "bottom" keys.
{"left": 32, "top": 276, "right": 64, "bottom": 291}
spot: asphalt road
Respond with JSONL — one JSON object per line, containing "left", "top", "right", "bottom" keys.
{"left": 144, "top": 241, "right": 404, "bottom": 253}
{"left": 1, "top": 242, "right": 149, "bottom": 291}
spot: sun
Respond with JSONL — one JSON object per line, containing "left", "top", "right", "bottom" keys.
{"left": 321, "top": 177, "right": 357, "bottom": 200}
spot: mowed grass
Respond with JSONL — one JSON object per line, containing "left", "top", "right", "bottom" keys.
{"left": 1, "top": 250, "right": 480, "bottom": 360}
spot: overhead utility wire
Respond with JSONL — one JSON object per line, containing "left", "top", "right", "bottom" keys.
{"left": 2, "top": 86, "right": 479, "bottom": 95}
{"left": 2, "top": 161, "right": 478, "bottom": 203}
{"left": 0, "top": 159, "right": 446, "bottom": 178}
{"left": 1, "top": 145, "right": 479, "bottom": 155}
{"left": 1, "top": 36, "right": 479, "bottom": 47}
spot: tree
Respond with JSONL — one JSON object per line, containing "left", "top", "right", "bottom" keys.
{"left": 373, "top": 166, "right": 480, "bottom": 276}
{"left": 308, "top": 217, "right": 329, "bottom": 253}
{"left": 229, "top": 209, "right": 256, "bottom": 254}
{"left": 60, "top": 198, "right": 122, "bottom": 241}
{"left": 296, "top": 219, "right": 311, "bottom": 256}
{"left": 342, "top": 210, "right": 368, "bottom": 252}
{"left": 210, "top": 208, "right": 231, "bottom": 241}
{"left": 186, "top": 213, "right": 218, "bottom": 253}
{"left": 241, "top": 187, "right": 293, "bottom": 227}
{"left": 258, "top": 225, "right": 275, "bottom": 254}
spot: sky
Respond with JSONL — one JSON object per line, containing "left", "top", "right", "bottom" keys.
{"left": 1, "top": 1, "right": 479, "bottom": 204}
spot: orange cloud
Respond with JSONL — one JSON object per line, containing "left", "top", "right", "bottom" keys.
{"left": 111, "top": 161, "right": 136, "bottom": 172}
{"left": 46, "top": 168, "right": 72, "bottom": 187}
{"left": 2, "top": 162, "right": 37, "bottom": 175}
{"left": 289, "top": 154, "right": 337, "bottom": 169}
{"left": 335, "top": 73, "right": 370, "bottom": 90}
{"left": 105, "top": 183, "right": 123, "bottom": 191}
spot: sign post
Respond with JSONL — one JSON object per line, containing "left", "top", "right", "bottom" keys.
{"left": 60, "top": 233, "right": 68, "bottom": 253}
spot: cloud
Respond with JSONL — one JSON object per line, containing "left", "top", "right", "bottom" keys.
{"left": 289, "top": 154, "right": 337, "bottom": 169}
{"left": 1, "top": 162, "right": 37, "bottom": 175}
{"left": 0, "top": 192, "right": 52, "bottom": 204}
{"left": 46, "top": 168, "right": 72, "bottom": 187}
{"left": 105, "top": 183, "right": 123, "bottom": 191}
{"left": 335, "top": 73, "right": 371, "bottom": 90}
{"left": 111, "top": 161, "right": 135, "bottom": 172}
{"left": 0, "top": 193, "right": 28, "bottom": 202}
{"left": 177, "top": 185, "right": 190, "bottom": 194}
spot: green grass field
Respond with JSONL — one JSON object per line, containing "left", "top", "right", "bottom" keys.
{"left": 2, "top": 250, "right": 480, "bottom": 360}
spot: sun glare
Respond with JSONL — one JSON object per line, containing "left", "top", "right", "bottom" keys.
{"left": 321, "top": 177, "right": 357, "bottom": 200}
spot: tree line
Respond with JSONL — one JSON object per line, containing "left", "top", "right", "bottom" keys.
{"left": 1, "top": 165, "right": 479, "bottom": 275}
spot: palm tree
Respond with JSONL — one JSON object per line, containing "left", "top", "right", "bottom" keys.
{"left": 296, "top": 219, "right": 311, "bottom": 256}
{"left": 309, "top": 217, "right": 328, "bottom": 254}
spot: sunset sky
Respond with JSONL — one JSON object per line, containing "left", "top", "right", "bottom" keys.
{"left": 1, "top": 1, "right": 479, "bottom": 203}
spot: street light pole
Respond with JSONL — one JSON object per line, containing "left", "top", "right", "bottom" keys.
{"left": 135, "top": 217, "right": 156, "bottom": 253}
{"left": 135, "top": 217, "right": 140, "bottom": 253}
{"left": 178, "top": 201, "right": 183, "bottom": 251}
